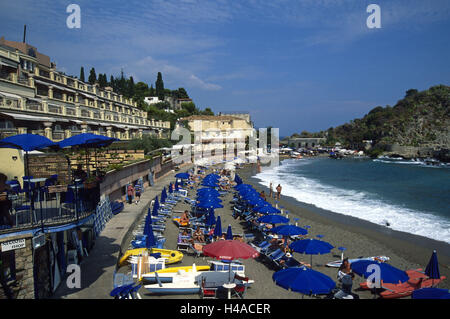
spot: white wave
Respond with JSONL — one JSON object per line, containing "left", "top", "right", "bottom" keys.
{"left": 373, "top": 157, "right": 450, "bottom": 169}
{"left": 255, "top": 160, "right": 450, "bottom": 244}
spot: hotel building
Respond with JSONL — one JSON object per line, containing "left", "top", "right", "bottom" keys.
{"left": 0, "top": 37, "right": 171, "bottom": 141}
{"left": 176, "top": 113, "right": 255, "bottom": 163}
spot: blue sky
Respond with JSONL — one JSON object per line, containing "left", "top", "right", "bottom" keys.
{"left": 1, "top": 0, "right": 449, "bottom": 136}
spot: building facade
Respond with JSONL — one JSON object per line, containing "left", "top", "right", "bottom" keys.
{"left": 177, "top": 114, "right": 255, "bottom": 163}
{"left": 0, "top": 37, "right": 171, "bottom": 141}
{"left": 286, "top": 137, "right": 326, "bottom": 149}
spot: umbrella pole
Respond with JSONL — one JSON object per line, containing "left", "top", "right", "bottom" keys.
{"left": 85, "top": 148, "right": 89, "bottom": 178}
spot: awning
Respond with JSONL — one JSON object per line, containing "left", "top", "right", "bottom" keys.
{"left": 34, "top": 79, "right": 76, "bottom": 93}
{"left": 27, "top": 97, "right": 43, "bottom": 102}
{"left": 80, "top": 92, "right": 96, "bottom": 100}
{"left": 0, "top": 111, "right": 56, "bottom": 122}
{"left": 0, "top": 91, "right": 21, "bottom": 99}
{"left": 0, "top": 57, "right": 18, "bottom": 68}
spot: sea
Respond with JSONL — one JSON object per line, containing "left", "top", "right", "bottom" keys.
{"left": 254, "top": 156, "right": 450, "bottom": 244}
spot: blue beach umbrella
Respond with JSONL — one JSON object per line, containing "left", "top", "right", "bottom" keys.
{"left": 161, "top": 187, "right": 167, "bottom": 203}
{"left": 0, "top": 133, "right": 58, "bottom": 176}
{"left": 197, "top": 201, "right": 223, "bottom": 209}
{"left": 273, "top": 266, "right": 336, "bottom": 296}
{"left": 257, "top": 214, "right": 289, "bottom": 224}
{"left": 145, "top": 223, "right": 156, "bottom": 248}
{"left": 58, "top": 133, "right": 118, "bottom": 148}
{"left": 202, "top": 182, "right": 219, "bottom": 187}
{"left": 412, "top": 288, "right": 450, "bottom": 299}
{"left": 168, "top": 183, "right": 173, "bottom": 194}
{"left": 254, "top": 205, "right": 280, "bottom": 214}
{"left": 197, "top": 188, "right": 220, "bottom": 195}
{"left": 205, "top": 209, "right": 216, "bottom": 226}
{"left": 175, "top": 180, "right": 179, "bottom": 191}
{"left": 350, "top": 260, "right": 409, "bottom": 284}
{"left": 271, "top": 224, "right": 308, "bottom": 236}
{"left": 290, "top": 239, "right": 334, "bottom": 268}
{"left": 175, "top": 172, "right": 190, "bottom": 179}
{"left": 425, "top": 250, "right": 441, "bottom": 280}
{"left": 0, "top": 133, "right": 58, "bottom": 151}
{"left": 226, "top": 225, "right": 233, "bottom": 240}
{"left": 197, "top": 195, "right": 221, "bottom": 202}
{"left": 214, "top": 216, "right": 222, "bottom": 238}
{"left": 152, "top": 196, "right": 160, "bottom": 216}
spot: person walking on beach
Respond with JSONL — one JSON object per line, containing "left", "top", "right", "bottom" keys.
{"left": 276, "top": 184, "right": 282, "bottom": 200}
{"left": 269, "top": 182, "right": 273, "bottom": 199}
{"left": 134, "top": 182, "right": 141, "bottom": 205}
{"left": 127, "top": 183, "right": 134, "bottom": 205}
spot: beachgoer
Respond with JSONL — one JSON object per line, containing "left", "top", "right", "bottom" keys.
{"left": 193, "top": 226, "right": 205, "bottom": 243}
{"left": 338, "top": 258, "right": 354, "bottom": 280}
{"left": 269, "top": 182, "right": 273, "bottom": 198}
{"left": 0, "top": 173, "right": 13, "bottom": 227}
{"left": 74, "top": 164, "right": 87, "bottom": 181}
{"left": 180, "top": 210, "right": 190, "bottom": 225}
{"left": 276, "top": 184, "right": 282, "bottom": 200}
{"left": 126, "top": 183, "right": 134, "bottom": 204}
{"left": 260, "top": 190, "right": 266, "bottom": 201}
{"left": 134, "top": 183, "right": 141, "bottom": 204}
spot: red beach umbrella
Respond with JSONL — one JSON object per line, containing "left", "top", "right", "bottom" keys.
{"left": 203, "top": 240, "right": 259, "bottom": 260}
{"left": 203, "top": 240, "right": 259, "bottom": 291}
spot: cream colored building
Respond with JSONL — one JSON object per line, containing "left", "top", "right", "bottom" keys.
{"left": 178, "top": 114, "right": 255, "bottom": 162}
{"left": 0, "top": 37, "right": 171, "bottom": 142}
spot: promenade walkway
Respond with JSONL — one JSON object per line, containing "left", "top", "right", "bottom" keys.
{"left": 52, "top": 165, "right": 191, "bottom": 299}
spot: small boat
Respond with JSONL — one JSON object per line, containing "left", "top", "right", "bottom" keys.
{"left": 143, "top": 264, "right": 204, "bottom": 295}
{"left": 326, "top": 256, "right": 390, "bottom": 268}
{"left": 359, "top": 268, "right": 447, "bottom": 299}
{"left": 173, "top": 217, "right": 189, "bottom": 227}
{"left": 118, "top": 248, "right": 184, "bottom": 267}
{"left": 144, "top": 265, "right": 253, "bottom": 295}
{"left": 140, "top": 264, "right": 211, "bottom": 283}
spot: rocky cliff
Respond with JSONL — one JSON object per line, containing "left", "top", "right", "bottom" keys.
{"left": 328, "top": 85, "right": 450, "bottom": 160}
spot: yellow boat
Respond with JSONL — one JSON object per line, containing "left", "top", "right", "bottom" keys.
{"left": 173, "top": 217, "right": 189, "bottom": 227}
{"left": 118, "top": 248, "right": 184, "bottom": 267}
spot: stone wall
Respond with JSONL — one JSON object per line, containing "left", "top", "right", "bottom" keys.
{"left": 0, "top": 235, "right": 35, "bottom": 299}
{"left": 68, "top": 149, "right": 145, "bottom": 172}
{"left": 27, "top": 153, "right": 71, "bottom": 186}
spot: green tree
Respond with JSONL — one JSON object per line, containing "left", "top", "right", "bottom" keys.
{"left": 79, "top": 66, "right": 85, "bottom": 82}
{"left": 176, "top": 88, "right": 189, "bottom": 99}
{"left": 201, "top": 107, "right": 214, "bottom": 116}
{"left": 155, "top": 72, "right": 165, "bottom": 100}
{"left": 181, "top": 101, "right": 196, "bottom": 114}
{"left": 98, "top": 73, "right": 107, "bottom": 88}
{"left": 109, "top": 75, "right": 115, "bottom": 89}
{"left": 149, "top": 84, "right": 155, "bottom": 96}
{"left": 88, "top": 67, "right": 97, "bottom": 84}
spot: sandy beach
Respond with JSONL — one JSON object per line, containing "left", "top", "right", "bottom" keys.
{"left": 119, "top": 161, "right": 450, "bottom": 299}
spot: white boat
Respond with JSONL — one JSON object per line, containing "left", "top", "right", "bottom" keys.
{"left": 144, "top": 263, "right": 254, "bottom": 295}
{"left": 326, "top": 256, "right": 390, "bottom": 268}
{"left": 144, "top": 264, "right": 203, "bottom": 295}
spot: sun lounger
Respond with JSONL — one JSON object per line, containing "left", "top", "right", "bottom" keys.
{"left": 177, "top": 235, "right": 192, "bottom": 251}
{"left": 266, "top": 248, "right": 286, "bottom": 268}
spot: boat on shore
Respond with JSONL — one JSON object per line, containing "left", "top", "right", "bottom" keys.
{"left": 358, "top": 268, "right": 446, "bottom": 299}
{"left": 118, "top": 248, "right": 184, "bottom": 267}
{"left": 140, "top": 264, "right": 211, "bottom": 283}
{"left": 326, "top": 256, "right": 390, "bottom": 268}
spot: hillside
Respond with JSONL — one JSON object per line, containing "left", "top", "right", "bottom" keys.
{"left": 325, "top": 85, "right": 450, "bottom": 159}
